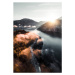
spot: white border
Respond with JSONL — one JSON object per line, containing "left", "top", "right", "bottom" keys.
{"left": 0, "top": 0, "right": 75, "bottom": 75}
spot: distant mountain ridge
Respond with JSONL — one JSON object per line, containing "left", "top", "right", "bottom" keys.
{"left": 14, "top": 18, "right": 39, "bottom": 26}
{"left": 13, "top": 18, "right": 46, "bottom": 31}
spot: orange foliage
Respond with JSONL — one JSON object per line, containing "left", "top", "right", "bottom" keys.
{"left": 13, "top": 30, "right": 51, "bottom": 72}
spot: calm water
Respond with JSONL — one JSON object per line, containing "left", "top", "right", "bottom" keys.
{"left": 30, "top": 29, "right": 62, "bottom": 62}
{"left": 14, "top": 27, "right": 62, "bottom": 62}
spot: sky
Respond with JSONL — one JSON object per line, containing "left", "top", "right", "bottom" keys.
{"left": 14, "top": 2, "right": 62, "bottom": 22}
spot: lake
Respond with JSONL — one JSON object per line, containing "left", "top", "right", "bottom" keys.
{"left": 27, "top": 29, "right": 62, "bottom": 63}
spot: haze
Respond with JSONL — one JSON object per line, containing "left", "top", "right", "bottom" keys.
{"left": 14, "top": 2, "right": 62, "bottom": 22}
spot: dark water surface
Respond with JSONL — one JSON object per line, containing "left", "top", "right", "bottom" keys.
{"left": 30, "top": 29, "right": 62, "bottom": 63}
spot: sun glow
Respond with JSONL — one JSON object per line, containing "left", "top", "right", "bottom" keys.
{"left": 46, "top": 18, "right": 57, "bottom": 24}
{"left": 49, "top": 19, "right": 56, "bottom": 23}
{"left": 43, "top": 15, "right": 58, "bottom": 23}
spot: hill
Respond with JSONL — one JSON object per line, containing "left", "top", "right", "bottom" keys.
{"left": 38, "top": 18, "right": 62, "bottom": 38}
